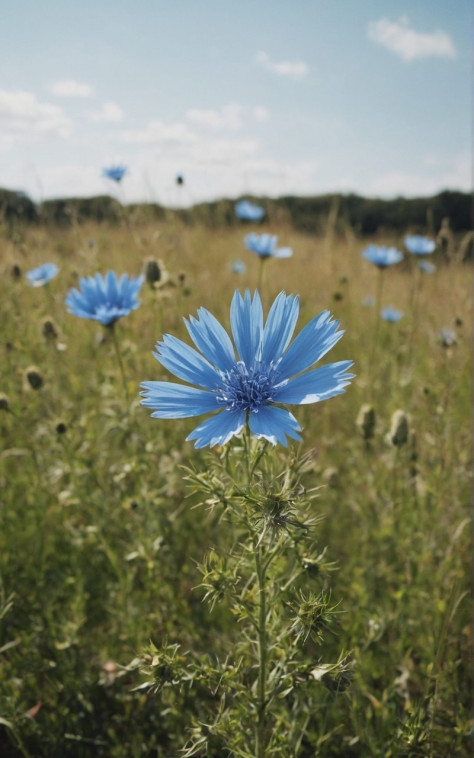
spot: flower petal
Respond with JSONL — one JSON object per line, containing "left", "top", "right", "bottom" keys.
{"left": 230, "top": 289, "right": 263, "bottom": 365}
{"left": 277, "top": 311, "right": 344, "bottom": 379}
{"left": 187, "top": 409, "right": 245, "bottom": 448}
{"left": 249, "top": 405, "right": 302, "bottom": 446}
{"left": 140, "top": 381, "right": 220, "bottom": 418}
{"left": 273, "top": 246, "right": 292, "bottom": 258}
{"left": 185, "top": 307, "right": 236, "bottom": 372}
{"left": 261, "top": 292, "right": 299, "bottom": 364}
{"left": 154, "top": 334, "right": 221, "bottom": 388}
{"left": 274, "top": 361, "right": 354, "bottom": 405}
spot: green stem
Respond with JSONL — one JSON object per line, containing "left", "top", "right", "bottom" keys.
{"left": 255, "top": 543, "right": 267, "bottom": 758}
{"left": 109, "top": 324, "right": 129, "bottom": 401}
{"left": 257, "top": 257, "right": 266, "bottom": 297}
{"left": 368, "top": 267, "right": 385, "bottom": 382}
{"left": 407, "top": 264, "right": 423, "bottom": 362}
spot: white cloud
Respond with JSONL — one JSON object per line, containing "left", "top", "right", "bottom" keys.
{"left": 121, "top": 119, "right": 198, "bottom": 148}
{"left": 50, "top": 79, "right": 93, "bottom": 97}
{"left": 90, "top": 101, "right": 124, "bottom": 123}
{"left": 367, "top": 153, "right": 470, "bottom": 197}
{"left": 120, "top": 117, "right": 259, "bottom": 165}
{"left": 367, "top": 17, "right": 457, "bottom": 62}
{"left": 253, "top": 106, "right": 269, "bottom": 123}
{"left": 186, "top": 103, "right": 243, "bottom": 130}
{"left": 0, "top": 89, "right": 70, "bottom": 146}
{"left": 256, "top": 51, "right": 309, "bottom": 78}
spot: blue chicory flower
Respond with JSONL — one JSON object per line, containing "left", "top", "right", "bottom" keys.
{"left": 418, "top": 260, "right": 436, "bottom": 274}
{"left": 141, "top": 289, "right": 354, "bottom": 448}
{"left": 235, "top": 200, "right": 265, "bottom": 222}
{"left": 380, "top": 306, "right": 403, "bottom": 322}
{"left": 232, "top": 260, "right": 246, "bottom": 274}
{"left": 404, "top": 235, "right": 436, "bottom": 255}
{"left": 65, "top": 271, "right": 144, "bottom": 326}
{"left": 245, "top": 233, "right": 292, "bottom": 259}
{"left": 26, "top": 263, "right": 59, "bottom": 287}
{"left": 102, "top": 165, "right": 128, "bottom": 183}
{"left": 362, "top": 245, "right": 403, "bottom": 268}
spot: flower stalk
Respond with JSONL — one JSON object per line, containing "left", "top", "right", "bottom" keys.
{"left": 255, "top": 542, "right": 268, "bottom": 758}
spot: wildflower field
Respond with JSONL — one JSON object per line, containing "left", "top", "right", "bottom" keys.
{"left": 0, "top": 211, "right": 471, "bottom": 757}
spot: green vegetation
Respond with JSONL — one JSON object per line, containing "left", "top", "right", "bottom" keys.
{"left": 0, "top": 214, "right": 471, "bottom": 756}
{"left": 1, "top": 188, "right": 472, "bottom": 239}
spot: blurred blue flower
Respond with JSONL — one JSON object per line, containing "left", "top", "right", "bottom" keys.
{"left": 405, "top": 235, "right": 436, "bottom": 255}
{"left": 439, "top": 327, "right": 457, "bottom": 347}
{"left": 235, "top": 200, "right": 265, "bottom": 222}
{"left": 362, "top": 245, "right": 403, "bottom": 268}
{"left": 245, "top": 233, "right": 292, "bottom": 259}
{"left": 65, "top": 271, "right": 144, "bottom": 326}
{"left": 102, "top": 165, "right": 128, "bottom": 183}
{"left": 26, "top": 263, "right": 59, "bottom": 287}
{"left": 380, "top": 306, "right": 403, "bottom": 322}
{"left": 141, "top": 289, "right": 354, "bottom": 448}
{"left": 232, "top": 260, "right": 246, "bottom": 274}
{"left": 418, "top": 260, "right": 436, "bottom": 274}
{"left": 362, "top": 295, "right": 376, "bottom": 307}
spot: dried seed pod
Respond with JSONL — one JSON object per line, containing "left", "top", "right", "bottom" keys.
{"left": 356, "top": 404, "right": 376, "bottom": 440}
{"left": 389, "top": 409, "right": 409, "bottom": 447}
{"left": 144, "top": 258, "right": 162, "bottom": 286}
{"left": 55, "top": 420, "right": 67, "bottom": 435}
{"left": 25, "top": 366, "right": 44, "bottom": 391}
{"left": 42, "top": 317, "right": 58, "bottom": 341}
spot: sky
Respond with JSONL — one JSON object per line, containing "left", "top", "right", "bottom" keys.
{"left": 0, "top": 0, "right": 470, "bottom": 206}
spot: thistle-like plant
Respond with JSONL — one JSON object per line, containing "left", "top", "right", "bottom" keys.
{"left": 139, "top": 289, "right": 354, "bottom": 756}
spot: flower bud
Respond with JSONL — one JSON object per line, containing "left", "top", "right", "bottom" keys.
{"left": 356, "top": 404, "right": 376, "bottom": 440}
{"left": 25, "top": 366, "right": 44, "bottom": 391}
{"left": 42, "top": 317, "right": 58, "bottom": 341}
{"left": 55, "top": 420, "right": 67, "bottom": 435}
{"left": 0, "top": 393, "right": 10, "bottom": 411}
{"left": 11, "top": 264, "right": 21, "bottom": 280}
{"left": 389, "top": 410, "right": 409, "bottom": 447}
{"left": 144, "top": 258, "right": 161, "bottom": 286}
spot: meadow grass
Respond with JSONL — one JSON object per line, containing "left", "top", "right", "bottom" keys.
{"left": 0, "top": 216, "right": 471, "bottom": 756}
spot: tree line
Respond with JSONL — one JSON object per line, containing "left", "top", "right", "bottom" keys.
{"left": 0, "top": 187, "right": 470, "bottom": 236}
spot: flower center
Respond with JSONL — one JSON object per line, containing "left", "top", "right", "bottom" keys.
{"left": 216, "top": 362, "right": 274, "bottom": 412}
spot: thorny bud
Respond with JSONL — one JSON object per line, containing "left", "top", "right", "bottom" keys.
{"left": 0, "top": 393, "right": 10, "bottom": 411}
{"left": 356, "top": 403, "right": 376, "bottom": 440}
{"left": 25, "top": 366, "right": 44, "bottom": 391}
{"left": 42, "top": 317, "right": 58, "bottom": 341}
{"left": 389, "top": 409, "right": 409, "bottom": 447}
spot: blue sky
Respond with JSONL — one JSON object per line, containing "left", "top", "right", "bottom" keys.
{"left": 0, "top": 0, "right": 470, "bottom": 205}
